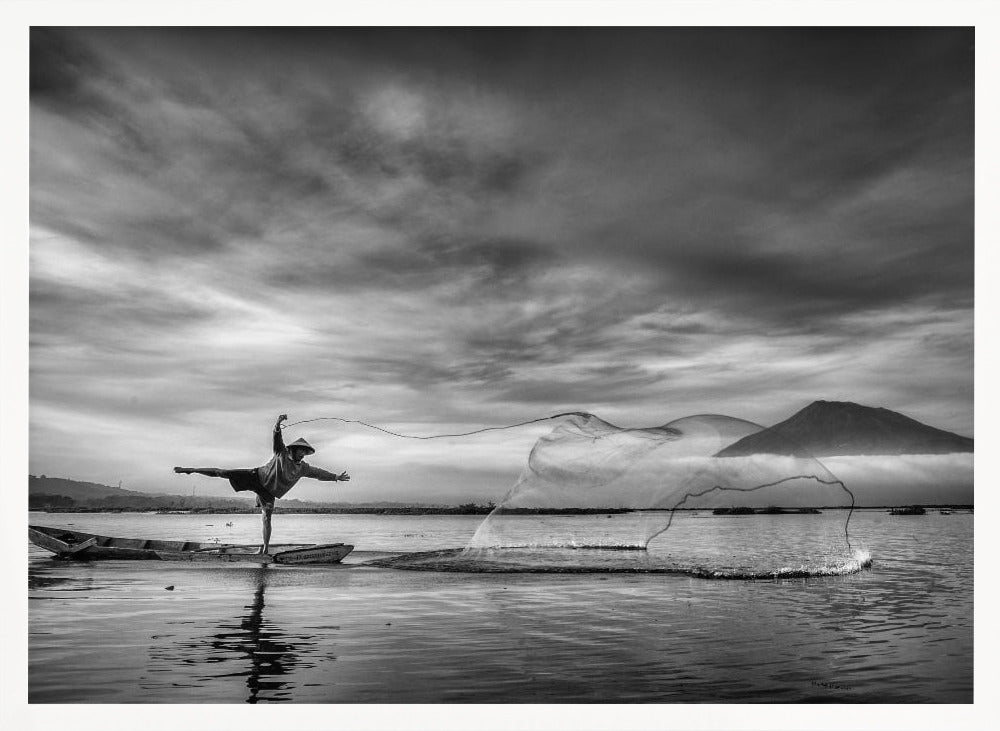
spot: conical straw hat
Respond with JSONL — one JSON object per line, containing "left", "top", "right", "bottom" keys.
{"left": 287, "top": 437, "right": 315, "bottom": 455}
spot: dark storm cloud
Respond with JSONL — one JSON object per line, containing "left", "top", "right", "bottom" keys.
{"left": 327, "top": 235, "right": 554, "bottom": 291}
{"left": 638, "top": 215, "right": 973, "bottom": 324}
{"left": 32, "top": 27, "right": 973, "bottom": 315}
{"left": 28, "top": 28, "right": 974, "bottom": 492}
{"left": 30, "top": 28, "right": 107, "bottom": 106}
{"left": 518, "top": 27, "right": 974, "bottom": 325}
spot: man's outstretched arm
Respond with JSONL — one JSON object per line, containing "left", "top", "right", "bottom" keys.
{"left": 305, "top": 465, "right": 351, "bottom": 482}
{"left": 273, "top": 414, "right": 287, "bottom": 453}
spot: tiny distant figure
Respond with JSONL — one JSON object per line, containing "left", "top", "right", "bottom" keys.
{"left": 174, "top": 414, "right": 350, "bottom": 554}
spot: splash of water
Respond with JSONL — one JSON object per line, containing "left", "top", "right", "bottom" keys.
{"left": 370, "top": 546, "right": 873, "bottom": 579}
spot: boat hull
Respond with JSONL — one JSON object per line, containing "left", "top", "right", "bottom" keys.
{"left": 29, "top": 526, "right": 354, "bottom": 564}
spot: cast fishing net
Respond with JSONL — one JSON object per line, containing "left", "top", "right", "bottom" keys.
{"left": 286, "top": 412, "right": 869, "bottom": 577}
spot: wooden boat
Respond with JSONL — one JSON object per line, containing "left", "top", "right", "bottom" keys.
{"left": 29, "top": 525, "right": 354, "bottom": 564}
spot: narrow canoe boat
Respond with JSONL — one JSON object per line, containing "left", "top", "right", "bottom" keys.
{"left": 29, "top": 525, "right": 354, "bottom": 564}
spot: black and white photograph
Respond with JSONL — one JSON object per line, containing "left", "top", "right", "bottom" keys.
{"left": 3, "top": 5, "right": 995, "bottom": 728}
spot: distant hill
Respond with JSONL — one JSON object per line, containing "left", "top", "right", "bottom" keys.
{"left": 27, "top": 475, "right": 453, "bottom": 511}
{"left": 28, "top": 475, "right": 247, "bottom": 510}
{"left": 717, "top": 400, "right": 974, "bottom": 457}
{"left": 29, "top": 475, "right": 151, "bottom": 501}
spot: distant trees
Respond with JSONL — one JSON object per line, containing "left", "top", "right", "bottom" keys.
{"left": 29, "top": 494, "right": 75, "bottom": 509}
{"left": 456, "top": 501, "right": 497, "bottom": 514}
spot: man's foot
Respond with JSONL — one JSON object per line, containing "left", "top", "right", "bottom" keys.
{"left": 257, "top": 547, "right": 269, "bottom": 555}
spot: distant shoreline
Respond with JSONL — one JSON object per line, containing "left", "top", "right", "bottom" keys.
{"left": 29, "top": 506, "right": 632, "bottom": 516}
{"left": 29, "top": 504, "right": 973, "bottom": 515}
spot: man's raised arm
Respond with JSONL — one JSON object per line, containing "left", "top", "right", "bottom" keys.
{"left": 273, "top": 414, "right": 288, "bottom": 453}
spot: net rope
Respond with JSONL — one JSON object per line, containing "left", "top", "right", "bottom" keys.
{"left": 281, "top": 412, "right": 587, "bottom": 439}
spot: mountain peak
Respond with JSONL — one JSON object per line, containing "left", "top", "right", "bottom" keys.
{"left": 717, "top": 401, "right": 973, "bottom": 457}
{"left": 801, "top": 400, "right": 886, "bottom": 413}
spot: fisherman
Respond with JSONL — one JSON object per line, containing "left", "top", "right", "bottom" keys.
{"left": 174, "top": 414, "right": 350, "bottom": 554}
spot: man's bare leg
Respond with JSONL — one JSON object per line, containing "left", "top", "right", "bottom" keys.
{"left": 174, "top": 467, "right": 231, "bottom": 477}
{"left": 259, "top": 505, "right": 273, "bottom": 555}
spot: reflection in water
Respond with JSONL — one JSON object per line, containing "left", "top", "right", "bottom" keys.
{"left": 214, "top": 568, "right": 294, "bottom": 703}
{"left": 147, "top": 567, "right": 331, "bottom": 703}
{"left": 29, "top": 561, "right": 98, "bottom": 592}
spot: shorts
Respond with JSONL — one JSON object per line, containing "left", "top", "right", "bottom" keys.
{"left": 228, "top": 468, "right": 275, "bottom": 510}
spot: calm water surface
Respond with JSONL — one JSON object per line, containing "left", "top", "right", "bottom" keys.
{"left": 28, "top": 509, "right": 972, "bottom": 703}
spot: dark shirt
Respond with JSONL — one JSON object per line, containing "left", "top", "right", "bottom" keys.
{"left": 255, "top": 424, "right": 339, "bottom": 498}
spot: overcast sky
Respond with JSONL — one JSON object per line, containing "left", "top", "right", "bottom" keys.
{"left": 29, "top": 28, "right": 973, "bottom": 502}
